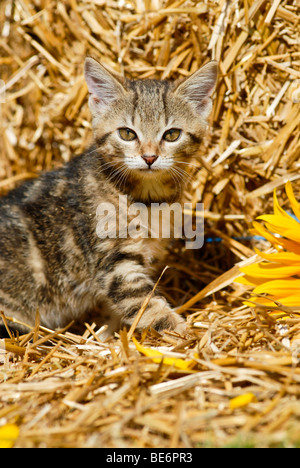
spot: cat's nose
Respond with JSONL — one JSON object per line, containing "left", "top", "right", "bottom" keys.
{"left": 142, "top": 154, "right": 158, "bottom": 167}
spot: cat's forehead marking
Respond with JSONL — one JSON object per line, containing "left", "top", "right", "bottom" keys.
{"left": 127, "top": 79, "right": 171, "bottom": 128}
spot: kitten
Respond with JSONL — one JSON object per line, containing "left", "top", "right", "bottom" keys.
{"left": 0, "top": 57, "right": 217, "bottom": 338}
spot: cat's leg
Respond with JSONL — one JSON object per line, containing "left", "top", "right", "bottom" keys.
{"left": 0, "top": 311, "right": 29, "bottom": 337}
{"left": 103, "top": 259, "right": 186, "bottom": 334}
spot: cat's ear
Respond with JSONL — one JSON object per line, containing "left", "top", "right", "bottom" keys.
{"left": 174, "top": 61, "right": 218, "bottom": 119}
{"left": 84, "top": 57, "right": 126, "bottom": 111}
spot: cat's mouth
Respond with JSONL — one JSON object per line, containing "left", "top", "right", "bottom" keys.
{"left": 135, "top": 167, "right": 167, "bottom": 177}
{"left": 126, "top": 163, "right": 163, "bottom": 173}
{"left": 138, "top": 166, "right": 160, "bottom": 172}
{"left": 124, "top": 156, "right": 173, "bottom": 174}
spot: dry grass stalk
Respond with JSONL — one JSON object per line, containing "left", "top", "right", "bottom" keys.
{"left": 0, "top": 0, "right": 300, "bottom": 448}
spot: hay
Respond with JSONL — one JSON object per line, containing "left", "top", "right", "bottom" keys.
{"left": 0, "top": 0, "right": 300, "bottom": 448}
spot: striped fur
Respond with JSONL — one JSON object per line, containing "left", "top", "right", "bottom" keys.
{"left": 0, "top": 58, "right": 217, "bottom": 337}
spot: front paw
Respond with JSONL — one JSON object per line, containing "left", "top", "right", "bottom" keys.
{"left": 152, "top": 311, "right": 186, "bottom": 334}
{"left": 135, "top": 297, "right": 186, "bottom": 335}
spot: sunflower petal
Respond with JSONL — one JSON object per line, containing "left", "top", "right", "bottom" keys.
{"left": 235, "top": 274, "right": 271, "bottom": 287}
{"left": 254, "top": 248, "right": 300, "bottom": 265}
{"left": 273, "top": 188, "right": 294, "bottom": 220}
{"left": 229, "top": 393, "right": 257, "bottom": 410}
{"left": 253, "top": 278, "right": 300, "bottom": 295}
{"left": 240, "top": 262, "right": 300, "bottom": 279}
{"left": 247, "top": 294, "right": 300, "bottom": 308}
{"left": 264, "top": 222, "right": 300, "bottom": 243}
{"left": 250, "top": 223, "right": 282, "bottom": 249}
{"left": 0, "top": 424, "right": 19, "bottom": 449}
{"left": 257, "top": 217, "right": 300, "bottom": 242}
{"left": 239, "top": 182, "right": 300, "bottom": 315}
{"left": 251, "top": 222, "right": 300, "bottom": 254}
{"left": 270, "top": 293, "right": 300, "bottom": 307}
{"left": 132, "top": 337, "right": 196, "bottom": 370}
{"left": 286, "top": 181, "right": 300, "bottom": 221}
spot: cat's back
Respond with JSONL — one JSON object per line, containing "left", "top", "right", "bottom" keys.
{"left": 0, "top": 152, "right": 88, "bottom": 227}
{"left": 0, "top": 178, "right": 40, "bottom": 255}
{"left": 0, "top": 155, "right": 89, "bottom": 272}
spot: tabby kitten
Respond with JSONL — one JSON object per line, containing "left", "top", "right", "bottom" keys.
{"left": 0, "top": 57, "right": 217, "bottom": 338}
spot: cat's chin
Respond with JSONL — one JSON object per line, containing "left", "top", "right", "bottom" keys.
{"left": 129, "top": 167, "right": 164, "bottom": 178}
{"left": 136, "top": 167, "right": 161, "bottom": 174}
{"left": 124, "top": 170, "right": 182, "bottom": 204}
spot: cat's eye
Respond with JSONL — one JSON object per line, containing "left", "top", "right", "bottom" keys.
{"left": 162, "top": 128, "right": 182, "bottom": 142}
{"left": 118, "top": 128, "right": 137, "bottom": 141}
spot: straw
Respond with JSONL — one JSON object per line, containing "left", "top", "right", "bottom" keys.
{"left": 0, "top": 0, "right": 300, "bottom": 448}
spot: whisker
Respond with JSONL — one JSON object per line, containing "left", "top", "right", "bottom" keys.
{"left": 107, "top": 163, "right": 132, "bottom": 189}
{"left": 95, "top": 160, "right": 121, "bottom": 177}
{"left": 114, "top": 165, "right": 129, "bottom": 187}
{"left": 84, "top": 146, "right": 104, "bottom": 158}
{"left": 107, "top": 164, "right": 127, "bottom": 183}
{"left": 169, "top": 167, "right": 182, "bottom": 187}
{"left": 175, "top": 165, "right": 193, "bottom": 178}
{"left": 168, "top": 170, "right": 177, "bottom": 186}
{"left": 172, "top": 166, "right": 192, "bottom": 184}
{"left": 175, "top": 161, "right": 201, "bottom": 170}
{"left": 118, "top": 167, "right": 130, "bottom": 188}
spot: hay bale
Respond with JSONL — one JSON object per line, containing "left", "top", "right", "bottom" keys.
{"left": 0, "top": 0, "right": 300, "bottom": 448}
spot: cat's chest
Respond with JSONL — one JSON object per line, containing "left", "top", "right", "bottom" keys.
{"left": 94, "top": 193, "right": 175, "bottom": 240}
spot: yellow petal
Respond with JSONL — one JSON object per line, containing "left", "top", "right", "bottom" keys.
{"left": 250, "top": 222, "right": 281, "bottom": 248}
{"left": 253, "top": 278, "right": 300, "bottom": 295}
{"left": 258, "top": 217, "right": 300, "bottom": 242}
{"left": 251, "top": 222, "right": 300, "bottom": 255}
{"left": 281, "top": 229, "right": 300, "bottom": 244}
{"left": 234, "top": 274, "right": 271, "bottom": 287}
{"left": 239, "top": 182, "right": 300, "bottom": 314}
{"left": 285, "top": 181, "right": 300, "bottom": 221}
{"left": 132, "top": 337, "right": 196, "bottom": 370}
{"left": 234, "top": 275, "right": 256, "bottom": 286}
{"left": 240, "top": 262, "right": 300, "bottom": 279}
{"left": 273, "top": 188, "right": 295, "bottom": 221}
{"left": 269, "top": 293, "right": 300, "bottom": 307}
{"left": 0, "top": 424, "right": 19, "bottom": 448}
{"left": 243, "top": 296, "right": 277, "bottom": 307}
{"left": 254, "top": 248, "right": 300, "bottom": 265}
{"left": 278, "top": 238, "right": 300, "bottom": 255}
{"left": 229, "top": 393, "right": 257, "bottom": 410}
{"left": 248, "top": 294, "right": 300, "bottom": 307}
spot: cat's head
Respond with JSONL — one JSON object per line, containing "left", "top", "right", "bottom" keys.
{"left": 85, "top": 57, "right": 217, "bottom": 203}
